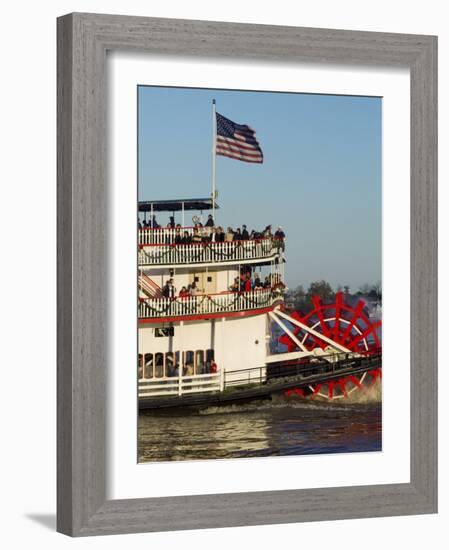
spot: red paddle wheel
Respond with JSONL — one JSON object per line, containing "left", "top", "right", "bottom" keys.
{"left": 279, "top": 291, "right": 382, "bottom": 400}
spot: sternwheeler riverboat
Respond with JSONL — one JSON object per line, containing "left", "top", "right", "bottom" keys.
{"left": 138, "top": 198, "right": 382, "bottom": 411}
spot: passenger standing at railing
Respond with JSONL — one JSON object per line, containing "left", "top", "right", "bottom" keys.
{"left": 174, "top": 224, "right": 183, "bottom": 247}
{"left": 201, "top": 223, "right": 212, "bottom": 241}
{"left": 197, "top": 222, "right": 207, "bottom": 239}
{"left": 209, "top": 227, "right": 217, "bottom": 242}
{"left": 244, "top": 275, "right": 252, "bottom": 292}
{"left": 241, "top": 225, "right": 249, "bottom": 240}
{"left": 151, "top": 215, "right": 159, "bottom": 229}
{"left": 225, "top": 227, "right": 234, "bottom": 242}
{"left": 205, "top": 214, "right": 214, "bottom": 227}
{"left": 162, "top": 279, "right": 176, "bottom": 299}
{"left": 178, "top": 286, "right": 189, "bottom": 314}
{"left": 182, "top": 230, "right": 192, "bottom": 244}
{"left": 184, "top": 363, "right": 194, "bottom": 376}
{"left": 189, "top": 282, "right": 198, "bottom": 316}
{"left": 230, "top": 277, "right": 239, "bottom": 292}
{"left": 253, "top": 275, "right": 263, "bottom": 289}
{"left": 218, "top": 227, "right": 226, "bottom": 242}
{"left": 164, "top": 223, "right": 172, "bottom": 247}
{"left": 162, "top": 281, "right": 170, "bottom": 298}
{"left": 263, "top": 224, "right": 272, "bottom": 237}
{"left": 191, "top": 226, "right": 202, "bottom": 244}
{"left": 174, "top": 227, "right": 183, "bottom": 244}
{"left": 233, "top": 228, "right": 242, "bottom": 241}
{"left": 169, "top": 279, "right": 176, "bottom": 297}
{"left": 274, "top": 226, "right": 286, "bottom": 251}
{"left": 274, "top": 226, "right": 285, "bottom": 239}
{"left": 179, "top": 286, "right": 189, "bottom": 298}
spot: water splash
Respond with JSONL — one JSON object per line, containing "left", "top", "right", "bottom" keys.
{"left": 198, "top": 380, "right": 381, "bottom": 416}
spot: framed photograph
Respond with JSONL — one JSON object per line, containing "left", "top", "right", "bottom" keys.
{"left": 57, "top": 13, "right": 437, "bottom": 536}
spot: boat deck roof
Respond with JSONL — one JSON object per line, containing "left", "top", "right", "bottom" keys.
{"left": 138, "top": 198, "right": 219, "bottom": 212}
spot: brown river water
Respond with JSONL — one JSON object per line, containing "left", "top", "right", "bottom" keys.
{"left": 138, "top": 383, "right": 382, "bottom": 462}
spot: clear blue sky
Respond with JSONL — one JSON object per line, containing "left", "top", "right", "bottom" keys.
{"left": 138, "top": 86, "right": 381, "bottom": 292}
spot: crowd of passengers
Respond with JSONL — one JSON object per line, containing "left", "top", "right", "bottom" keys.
{"left": 160, "top": 270, "right": 284, "bottom": 299}
{"left": 138, "top": 214, "right": 286, "bottom": 244}
{"left": 139, "top": 353, "right": 218, "bottom": 378}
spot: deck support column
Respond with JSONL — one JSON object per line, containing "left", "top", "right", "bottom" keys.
{"left": 178, "top": 321, "right": 184, "bottom": 395}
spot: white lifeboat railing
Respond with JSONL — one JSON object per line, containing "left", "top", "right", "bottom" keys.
{"left": 138, "top": 238, "right": 282, "bottom": 266}
{"left": 138, "top": 287, "right": 284, "bottom": 320}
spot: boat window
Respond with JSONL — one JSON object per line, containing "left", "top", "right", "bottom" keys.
{"left": 155, "top": 353, "right": 164, "bottom": 378}
{"left": 165, "top": 352, "right": 175, "bottom": 377}
{"left": 205, "top": 349, "right": 214, "bottom": 373}
{"left": 138, "top": 354, "right": 143, "bottom": 379}
{"left": 144, "top": 353, "right": 153, "bottom": 378}
{"left": 184, "top": 350, "right": 194, "bottom": 376}
{"left": 195, "top": 350, "right": 204, "bottom": 375}
{"left": 155, "top": 327, "right": 174, "bottom": 337}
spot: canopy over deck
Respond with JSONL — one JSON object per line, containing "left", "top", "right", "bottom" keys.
{"left": 139, "top": 198, "right": 219, "bottom": 213}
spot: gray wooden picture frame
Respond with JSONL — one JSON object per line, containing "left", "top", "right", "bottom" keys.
{"left": 57, "top": 12, "right": 437, "bottom": 537}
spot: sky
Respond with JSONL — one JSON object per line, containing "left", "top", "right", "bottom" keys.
{"left": 138, "top": 86, "right": 381, "bottom": 292}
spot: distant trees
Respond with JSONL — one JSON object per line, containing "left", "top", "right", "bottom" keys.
{"left": 356, "top": 281, "right": 382, "bottom": 301}
{"left": 306, "top": 280, "right": 335, "bottom": 303}
{"left": 285, "top": 280, "right": 382, "bottom": 313}
{"left": 286, "top": 280, "right": 334, "bottom": 313}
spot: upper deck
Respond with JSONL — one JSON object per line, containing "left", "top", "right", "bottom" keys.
{"left": 138, "top": 228, "right": 283, "bottom": 268}
{"left": 138, "top": 198, "right": 285, "bottom": 268}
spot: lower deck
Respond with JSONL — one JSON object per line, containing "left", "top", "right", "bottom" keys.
{"left": 139, "top": 352, "right": 382, "bottom": 410}
{"left": 138, "top": 313, "right": 270, "bottom": 384}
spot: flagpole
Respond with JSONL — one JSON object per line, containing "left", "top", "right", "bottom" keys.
{"left": 212, "top": 98, "right": 217, "bottom": 223}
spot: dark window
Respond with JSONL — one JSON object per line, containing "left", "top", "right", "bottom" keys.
{"left": 155, "top": 327, "right": 174, "bottom": 337}
{"left": 195, "top": 350, "right": 204, "bottom": 374}
{"left": 155, "top": 353, "right": 164, "bottom": 378}
{"left": 138, "top": 354, "right": 143, "bottom": 379}
{"left": 144, "top": 353, "right": 153, "bottom": 378}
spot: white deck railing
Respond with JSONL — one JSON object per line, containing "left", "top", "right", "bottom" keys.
{"left": 139, "top": 226, "right": 195, "bottom": 245}
{"left": 138, "top": 288, "right": 283, "bottom": 320}
{"left": 138, "top": 238, "right": 281, "bottom": 266}
{"left": 139, "top": 371, "right": 222, "bottom": 398}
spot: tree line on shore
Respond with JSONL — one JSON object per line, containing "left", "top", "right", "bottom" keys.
{"left": 285, "top": 280, "right": 382, "bottom": 313}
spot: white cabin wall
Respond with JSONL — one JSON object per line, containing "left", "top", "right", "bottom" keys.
{"left": 138, "top": 312, "right": 269, "bottom": 374}
{"left": 214, "top": 314, "right": 268, "bottom": 373}
{"left": 216, "top": 267, "right": 238, "bottom": 292}
{"left": 139, "top": 319, "right": 214, "bottom": 355}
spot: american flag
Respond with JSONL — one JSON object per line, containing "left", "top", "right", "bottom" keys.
{"left": 215, "top": 112, "right": 264, "bottom": 164}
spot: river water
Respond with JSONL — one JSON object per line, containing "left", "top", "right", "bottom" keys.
{"left": 138, "top": 384, "right": 382, "bottom": 462}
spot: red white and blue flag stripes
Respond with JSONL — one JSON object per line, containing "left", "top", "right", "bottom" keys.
{"left": 215, "top": 112, "right": 264, "bottom": 164}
